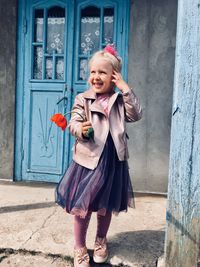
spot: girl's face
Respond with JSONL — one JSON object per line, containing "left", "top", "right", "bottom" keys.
{"left": 88, "top": 57, "right": 114, "bottom": 94}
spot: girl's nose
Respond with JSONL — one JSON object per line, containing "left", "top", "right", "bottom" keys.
{"left": 94, "top": 72, "right": 100, "bottom": 80}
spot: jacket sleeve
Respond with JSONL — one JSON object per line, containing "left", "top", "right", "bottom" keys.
{"left": 68, "top": 94, "right": 88, "bottom": 141}
{"left": 122, "top": 88, "right": 143, "bottom": 122}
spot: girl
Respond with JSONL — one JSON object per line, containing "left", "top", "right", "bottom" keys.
{"left": 55, "top": 45, "right": 142, "bottom": 267}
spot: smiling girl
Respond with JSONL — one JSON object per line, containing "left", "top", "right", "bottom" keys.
{"left": 55, "top": 45, "right": 142, "bottom": 267}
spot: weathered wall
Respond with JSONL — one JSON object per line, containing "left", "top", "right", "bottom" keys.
{"left": 164, "top": 0, "right": 200, "bottom": 265}
{"left": 128, "top": 0, "right": 178, "bottom": 193}
{"left": 0, "top": 0, "right": 17, "bottom": 179}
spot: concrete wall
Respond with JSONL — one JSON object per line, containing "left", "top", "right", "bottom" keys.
{"left": 0, "top": 0, "right": 17, "bottom": 179}
{"left": 128, "top": 0, "right": 178, "bottom": 193}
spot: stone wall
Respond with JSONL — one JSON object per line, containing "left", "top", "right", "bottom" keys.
{"left": 0, "top": 0, "right": 17, "bottom": 179}
{"left": 128, "top": 0, "right": 177, "bottom": 192}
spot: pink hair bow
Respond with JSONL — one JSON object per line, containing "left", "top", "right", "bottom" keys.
{"left": 104, "top": 44, "right": 118, "bottom": 57}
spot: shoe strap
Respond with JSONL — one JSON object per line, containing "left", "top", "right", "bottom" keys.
{"left": 94, "top": 238, "right": 107, "bottom": 252}
{"left": 77, "top": 253, "right": 90, "bottom": 264}
{"left": 75, "top": 248, "right": 90, "bottom": 264}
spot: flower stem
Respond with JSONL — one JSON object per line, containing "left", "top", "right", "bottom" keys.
{"left": 63, "top": 111, "right": 85, "bottom": 121}
{"left": 63, "top": 111, "right": 94, "bottom": 141}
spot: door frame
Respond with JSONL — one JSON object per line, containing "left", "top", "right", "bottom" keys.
{"left": 15, "top": 0, "right": 26, "bottom": 181}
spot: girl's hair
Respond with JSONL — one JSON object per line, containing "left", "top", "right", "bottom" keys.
{"left": 89, "top": 49, "right": 122, "bottom": 72}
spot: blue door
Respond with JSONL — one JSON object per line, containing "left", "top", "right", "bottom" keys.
{"left": 15, "top": 0, "right": 130, "bottom": 183}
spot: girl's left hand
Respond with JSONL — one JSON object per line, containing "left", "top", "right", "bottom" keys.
{"left": 112, "top": 70, "right": 130, "bottom": 93}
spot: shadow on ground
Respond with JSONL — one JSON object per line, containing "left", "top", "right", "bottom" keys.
{"left": 0, "top": 202, "right": 56, "bottom": 214}
{"left": 108, "top": 230, "right": 165, "bottom": 267}
{"left": 89, "top": 230, "right": 165, "bottom": 266}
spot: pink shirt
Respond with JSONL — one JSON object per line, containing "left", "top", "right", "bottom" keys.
{"left": 97, "top": 94, "right": 110, "bottom": 116}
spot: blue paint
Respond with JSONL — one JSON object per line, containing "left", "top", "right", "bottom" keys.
{"left": 15, "top": 0, "right": 130, "bottom": 183}
{"left": 166, "top": 211, "right": 198, "bottom": 245}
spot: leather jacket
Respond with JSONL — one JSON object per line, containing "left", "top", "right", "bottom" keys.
{"left": 68, "top": 88, "right": 142, "bottom": 169}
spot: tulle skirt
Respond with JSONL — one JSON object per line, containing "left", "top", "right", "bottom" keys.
{"left": 55, "top": 133, "right": 134, "bottom": 218}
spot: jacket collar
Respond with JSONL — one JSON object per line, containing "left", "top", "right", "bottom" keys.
{"left": 82, "top": 88, "right": 120, "bottom": 116}
{"left": 82, "top": 88, "right": 96, "bottom": 99}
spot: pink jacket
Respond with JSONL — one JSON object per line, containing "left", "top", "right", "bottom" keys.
{"left": 68, "top": 88, "right": 142, "bottom": 169}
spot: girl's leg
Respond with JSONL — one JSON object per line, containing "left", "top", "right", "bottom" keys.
{"left": 74, "top": 211, "right": 92, "bottom": 249}
{"left": 96, "top": 211, "right": 112, "bottom": 238}
{"left": 93, "top": 211, "right": 112, "bottom": 263}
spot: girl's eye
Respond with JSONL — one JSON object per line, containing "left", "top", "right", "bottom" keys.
{"left": 90, "top": 71, "right": 95, "bottom": 74}
{"left": 100, "top": 71, "right": 106, "bottom": 74}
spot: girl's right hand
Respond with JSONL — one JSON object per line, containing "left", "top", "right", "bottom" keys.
{"left": 112, "top": 70, "right": 130, "bottom": 93}
{"left": 82, "top": 121, "right": 93, "bottom": 137}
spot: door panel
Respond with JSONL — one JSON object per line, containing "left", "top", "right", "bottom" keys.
{"left": 16, "top": 0, "right": 130, "bottom": 182}
{"left": 26, "top": 85, "right": 64, "bottom": 174}
{"left": 21, "top": 0, "right": 70, "bottom": 182}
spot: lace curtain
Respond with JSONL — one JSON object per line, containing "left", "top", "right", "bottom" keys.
{"left": 34, "top": 17, "right": 65, "bottom": 80}
{"left": 79, "top": 16, "right": 114, "bottom": 80}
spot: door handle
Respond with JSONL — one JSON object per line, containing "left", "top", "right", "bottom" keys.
{"left": 57, "top": 96, "right": 68, "bottom": 105}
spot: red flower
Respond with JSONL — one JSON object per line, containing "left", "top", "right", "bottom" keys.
{"left": 50, "top": 111, "right": 94, "bottom": 140}
{"left": 50, "top": 113, "right": 67, "bottom": 131}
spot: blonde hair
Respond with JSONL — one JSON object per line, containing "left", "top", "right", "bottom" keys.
{"left": 89, "top": 50, "right": 122, "bottom": 72}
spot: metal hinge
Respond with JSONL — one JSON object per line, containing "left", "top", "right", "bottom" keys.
{"left": 23, "top": 18, "right": 27, "bottom": 34}
{"left": 120, "top": 18, "right": 124, "bottom": 33}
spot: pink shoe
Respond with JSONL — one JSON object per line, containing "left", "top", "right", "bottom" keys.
{"left": 93, "top": 237, "right": 108, "bottom": 263}
{"left": 74, "top": 246, "right": 90, "bottom": 267}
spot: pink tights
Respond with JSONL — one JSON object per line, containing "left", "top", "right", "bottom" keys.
{"left": 74, "top": 211, "right": 112, "bottom": 249}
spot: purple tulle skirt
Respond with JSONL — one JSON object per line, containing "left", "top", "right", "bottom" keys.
{"left": 55, "top": 134, "right": 134, "bottom": 218}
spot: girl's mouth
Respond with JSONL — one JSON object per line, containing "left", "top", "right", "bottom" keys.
{"left": 93, "top": 82, "right": 103, "bottom": 88}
